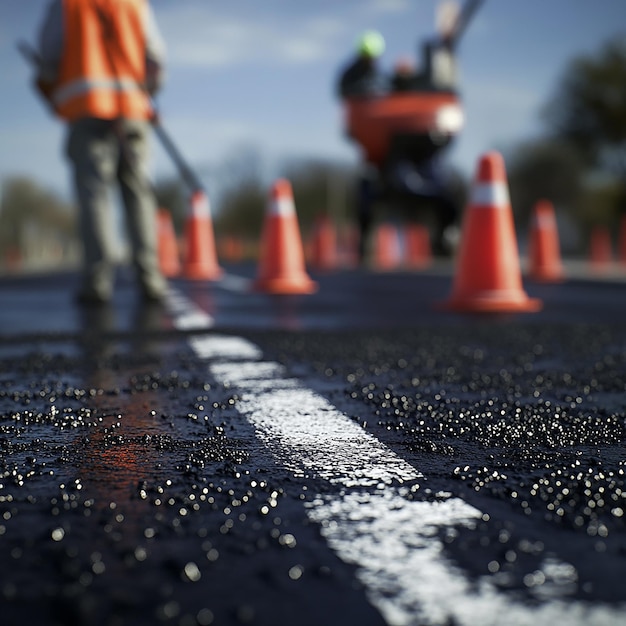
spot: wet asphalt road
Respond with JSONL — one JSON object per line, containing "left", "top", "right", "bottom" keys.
{"left": 1, "top": 262, "right": 626, "bottom": 626}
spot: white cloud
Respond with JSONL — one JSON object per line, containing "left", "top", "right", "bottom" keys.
{"left": 281, "top": 39, "right": 326, "bottom": 64}
{"left": 157, "top": 6, "right": 347, "bottom": 68}
{"left": 307, "top": 17, "right": 346, "bottom": 38}
{"left": 363, "top": 0, "right": 414, "bottom": 15}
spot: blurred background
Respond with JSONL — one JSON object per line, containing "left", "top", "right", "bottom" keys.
{"left": 1, "top": 0, "right": 625, "bottom": 273}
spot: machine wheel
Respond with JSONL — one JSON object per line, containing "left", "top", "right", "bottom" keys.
{"left": 356, "top": 172, "right": 377, "bottom": 263}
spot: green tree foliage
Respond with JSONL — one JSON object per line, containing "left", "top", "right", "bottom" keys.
{"left": 543, "top": 35, "right": 626, "bottom": 225}
{"left": 213, "top": 147, "right": 266, "bottom": 238}
{"left": 0, "top": 177, "right": 76, "bottom": 264}
{"left": 507, "top": 139, "right": 585, "bottom": 226}
{"left": 279, "top": 159, "right": 356, "bottom": 236}
{"left": 216, "top": 178, "right": 267, "bottom": 238}
{"left": 544, "top": 35, "right": 626, "bottom": 176}
{"left": 212, "top": 146, "right": 357, "bottom": 241}
{"left": 578, "top": 178, "right": 624, "bottom": 230}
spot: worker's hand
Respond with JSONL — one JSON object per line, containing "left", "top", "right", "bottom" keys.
{"left": 145, "top": 59, "right": 163, "bottom": 96}
{"left": 148, "top": 107, "right": 160, "bottom": 126}
{"left": 33, "top": 77, "right": 56, "bottom": 111}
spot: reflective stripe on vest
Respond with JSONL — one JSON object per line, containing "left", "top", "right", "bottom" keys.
{"left": 53, "top": 76, "right": 144, "bottom": 108}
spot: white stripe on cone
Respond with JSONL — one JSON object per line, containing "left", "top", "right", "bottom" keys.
{"left": 269, "top": 196, "right": 295, "bottom": 217}
{"left": 471, "top": 182, "right": 510, "bottom": 208}
{"left": 190, "top": 192, "right": 211, "bottom": 218}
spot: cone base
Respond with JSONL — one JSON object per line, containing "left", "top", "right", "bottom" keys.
{"left": 406, "top": 260, "right": 432, "bottom": 271}
{"left": 183, "top": 265, "right": 223, "bottom": 281}
{"left": 253, "top": 276, "right": 318, "bottom": 295}
{"left": 442, "top": 291, "right": 542, "bottom": 313}
{"left": 528, "top": 269, "right": 565, "bottom": 283}
{"left": 161, "top": 265, "right": 181, "bottom": 278}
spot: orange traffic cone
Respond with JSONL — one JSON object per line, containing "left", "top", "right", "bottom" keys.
{"left": 156, "top": 208, "right": 181, "bottom": 277}
{"left": 338, "top": 223, "right": 359, "bottom": 269}
{"left": 404, "top": 223, "right": 432, "bottom": 269}
{"left": 374, "top": 223, "right": 402, "bottom": 271}
{"left": 589, "top": 226, "right": 613, "bottom": 272}
{"left": 443, "top": 151, "right": 541, "bottom": 313}
{"left": 310, "top": 214, "right": 338, "bottom": 272}
{"left": 4, "top": 246, "right": 21, "bottom": 273}
{"left": 182, "top": 191, "right": 223, "bottom": 281}
{"left": 617, "top": 216, "right": 626, "bottom": 265}
{"left": 527, "top": 199, "right": 564, "bottom": 282}
{"left": 253, "top": 179, "right": 317, "bottom": 294}
{"left": 219, "top": 235, "right": 244, "bottom": 263}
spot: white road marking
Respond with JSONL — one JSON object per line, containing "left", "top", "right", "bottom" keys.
{"left": 165, "top": 287, "right": 214, "bottom": 330}
{"left": 213, "top": 360, "right": 421, "bottom": 488}
{"left": 218, "top": 272, "right": 252, "bottom": 293}
{"left": 166, "top": 288, "right": 626, "bottom": 626}
{"left": 188, "top": 335, "right": 260, "bottom": 361}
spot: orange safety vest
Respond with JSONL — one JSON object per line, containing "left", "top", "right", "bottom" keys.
{"left": 53, "top": 0, "right": 152, "bottom": 121}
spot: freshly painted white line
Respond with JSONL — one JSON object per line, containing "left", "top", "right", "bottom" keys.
{"left": 213, "top": 361, "right": 421, "bottom": 487}
{"left": 188, "top": 335, "right": 261, "bottom": 361}
{"left": 166, "top": 287, "right": 214, "bottom": 330}
{"left": 218, "top": 272, "right": 253, "bottom": 293}
{"left": 309, "top": 491, "right": 621, "bottom": 626}
{"left": 165, "top": 288, "right": 626, "bottom": 626}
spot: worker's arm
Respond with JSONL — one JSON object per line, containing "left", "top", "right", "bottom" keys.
{"left": 144, "top": 4, "right": 166, "bottom": 96}
{"left": 37, "top": 0, "right": 63, "bottom": 82}
{"left": 35, "top": 0, "right": 63, "bottom": 106}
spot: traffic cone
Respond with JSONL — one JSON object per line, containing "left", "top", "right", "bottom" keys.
{"left": 404, "top": 223, "right": 432, "bottom": 269}
{"left": 374, "top": 223, "right": 402, "bottom": 271}
{"left": 219, "top": 235, "right": 244, "bottom": 263}
{"left": 338, "top": 223, "right": 359, "bottom": 268}
{"left": 527, "top": 199, "right": 564, "bottom": 282}
{"left": 182, "top": 191, "right": 223, "bottom": 281}
{"left": 253, "top": 179, "right": 317, "bottom": 294}
{"left": 4, "top": 246, "right": 21, "bottom": 272}
{"left": 617, "top": 215, "right": 626, "bottom": 265}
{"left": 589, "top": 226, "right": 613, "bottom": 272}
{"left": 156, "top": 208, "right": 181, "bottom": 277}
{"left": 442, "top": 151, "right": 542, "bottom": 313}
{"left": 310, "top": 214, "right": 338, "bottom": 272}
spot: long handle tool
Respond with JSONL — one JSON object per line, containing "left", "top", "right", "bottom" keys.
{"left": 17, "top": 39, "right": 205, "bottom": 195}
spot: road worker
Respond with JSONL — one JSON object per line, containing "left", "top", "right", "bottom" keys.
{"left": 35, "top": 0, "right": 167, "bottom": 305}
{"left": 335, "top": 31, "right": 388, "bottom": 261}
{"left": 336, "top": 30, "right": 387, "bottom": 99}
{"left": 390, "top": 56, "right": 421, "bottom": 92}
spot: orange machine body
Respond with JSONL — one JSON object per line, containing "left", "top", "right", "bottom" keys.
{"left": 344, "top": 90, "right": 462, "bottom": 167}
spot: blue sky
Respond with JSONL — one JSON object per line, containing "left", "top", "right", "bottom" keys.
{"left": 1, "top": 0, "right": 625, "bottom": 203}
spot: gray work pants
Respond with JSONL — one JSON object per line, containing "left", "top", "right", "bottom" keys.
{"left": 66, "top": 117, "right": 166, "bottom": 299}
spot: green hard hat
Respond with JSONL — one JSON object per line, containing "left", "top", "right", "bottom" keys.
{"left": 357, "top": 30, "right": 385, "bottom": 58}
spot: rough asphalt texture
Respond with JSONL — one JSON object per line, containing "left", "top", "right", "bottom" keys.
{"left": 254, "top": 323, "right": 626, "bottom": 601}
{"left": 0, "top": 268, "right": 625, "bottom": 625}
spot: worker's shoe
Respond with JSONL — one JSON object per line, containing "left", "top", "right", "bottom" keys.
{"left": 140, "top": 272, "right": 168, "bottom": 304}
{"left": 75, "top": 289, "right": 111, "bottom": 306}
{"left": 141, "top": 285, "right": 167, "bottom": 304}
